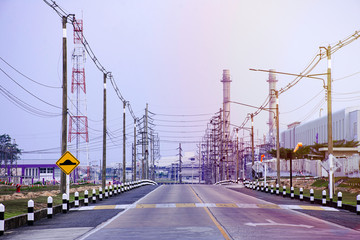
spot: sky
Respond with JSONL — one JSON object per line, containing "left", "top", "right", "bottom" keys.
{"left": 1, "top": 0, "right": 360, "bottom": 168}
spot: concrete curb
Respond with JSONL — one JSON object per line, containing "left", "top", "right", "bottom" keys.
{"left": 3, "top": 180, "right": 156, "bottom": 232}
{"left": 243, "top": 181, "right": 357, "bottom": 213}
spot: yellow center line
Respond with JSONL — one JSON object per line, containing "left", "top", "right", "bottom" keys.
{"left": 176, "top": 203, "right": 196, "bottom": 208}
{"left": 93, "top": 205, "right": 116, "bottom": 210}
{"left": 189, "top": 186, "right": 231, "bottom": 240}
{"left": 299, "top": 205, "right": 324, "bottom": 211}
{"left": 216, "top": 203, "right": 238, "bottom": 208}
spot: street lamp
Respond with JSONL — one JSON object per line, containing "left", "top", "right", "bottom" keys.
{"left": 249, "top": 68, "right": 328, "bottom": 185}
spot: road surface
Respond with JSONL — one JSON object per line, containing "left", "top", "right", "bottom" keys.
{"left": 3, "top": 183, "right": 360, "bottom": 239}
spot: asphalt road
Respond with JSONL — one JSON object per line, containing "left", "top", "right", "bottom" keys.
{"left": 2, "top": 185, "right": 158, "bottom": 240}
{"left": 3, "top": 183, "right": 360, "bottom": 240}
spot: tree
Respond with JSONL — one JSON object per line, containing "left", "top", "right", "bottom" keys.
{"left": 0, "top": 134, "right": 21, "bottom": 161}
{"left": 268, "top": 140, "right": 359, "bottom": 160}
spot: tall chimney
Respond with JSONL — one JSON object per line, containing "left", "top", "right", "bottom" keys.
{"left": 221, "top": 70, "right": 231, "bottom": 179}
{"left": 267, "top": 69, "right": 277, "bottom": 147}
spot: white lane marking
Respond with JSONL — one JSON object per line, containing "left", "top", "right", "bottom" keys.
{"left": 195, "top": 203, "right": 216, "bottom": 208}
{"left": 322, "top": 206, "right": 339, "bottom": 211}
{"left": 236, "top": 203, "right": 259, "bottom": 208}
{"left": 233, "top": 189, "right": 359, "bottom": 233}
{"left": 115, "top": 204, "right": 133, "bottom": 209}
{"left": 279, "top": 204, "right": 302, "bottom": 210}
{"left": 156, "top": 203, "right": 176, "bottom": 208}
{"left": 76, "top": 185, "right": 164, "bottom": 240}
{"left": 245, "top": 219, "right": 314, "bottom": 228}
{"left": 71, "top": 203, "right": 339, "bottom": 211}
{"left": 70, "top": 206, "right": 95, "bottom": 211}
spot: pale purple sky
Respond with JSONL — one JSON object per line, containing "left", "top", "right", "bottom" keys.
{"left": 1, "top": 0, "right": 360, "bottom": 166}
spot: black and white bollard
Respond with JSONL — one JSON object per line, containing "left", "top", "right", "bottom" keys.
{"left": 109, "top": 185, "right": 113, "bottom": 197}
{"left": 299, "top": 188, "right": 303, "bottom": 201}
{"left": 28, "top": 200, "right": 34, "bottom": 225}
{"left": 271, "top": 185, "right": 274, "bottom": 194}
{"left": 84, "top": 190, "right": 89, "bottom": 206}
{"left": 256, "top": 182, "right": 260, "bottom": 191}
{"left": 114, "top": 184, "right": 117, "bottom": 195}
{"left": 62, "top": 193, "right": 67, "bottom": 213}
{"left": 337, "top": 192, "right": 342, "bottom": 208}
{"left": 290, "top": 186, "right": 294, "bottom": 199}
{"left": 75, "top": 192, "right": 79, "bottom": 207}
{"left": 310, "top": 189, "right": 314, "bottom": 204}
{"left": 322, "top": 190, "right": 326, "bottom": 206}
{"left": 92, "top": 189, "right": 96, "bottom": 203}
{"left": 276, "top": 184, "right": 279, "bottom": 195}
{"left": 99, "top": 187, "right": 103, "bottom": 201}
{"left": 105, "top": 186, "right": 108, "bottom": 199}
{"left": 261, "top": 182, "right": 264, "bottom": 192}
{"left": 0, "top": 203, "right": 5, "bottom": 236}
{"left": 283, "top": 186, "right": 286, "bottom": 198}
{"left": 47, "top": 196, "right": 53, "bottom": 219}
{"left": 265, "top": 184, "right": 268, "bottom": 193}
{"left": 357, "top": 195, "right": 360, "bottom": 215}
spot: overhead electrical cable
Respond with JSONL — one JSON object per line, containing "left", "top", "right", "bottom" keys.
{"left": 0, "top": 56, "right": 61, "bottom": 89}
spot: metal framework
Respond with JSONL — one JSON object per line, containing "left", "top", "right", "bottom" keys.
{"left": 68, "top": 18, "right": 89, "bottom": 181}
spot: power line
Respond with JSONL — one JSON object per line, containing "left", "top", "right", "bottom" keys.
{"left": 333, "top": 71, "right": 360, "bottom": 81}
{"left": 153, "top": 118, "right": 209, "bottom": 123}
{"left": 0, "top": 66, "right": 61, "bottom": 109}
{"left": 44, "top": 0, "right": 138, "bottom": 120}
{"left": 149, "top": 111, "right": 214, "bottom": 117}
{"left": 0, "top": 56, "right": 61, "bottom": 89}
{"left": 0, "top": 83, "right": 61, "bottom": 118}
{"left": 281, "top": 89, "right": 324, "bottom": 114}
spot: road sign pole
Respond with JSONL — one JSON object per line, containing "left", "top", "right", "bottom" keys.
{"left": 66, "top": 174, "right": 70, "bottom": 203}
{"left": 264, "top": 163, "right": 267, "bottom": 188}
{"left": 329, "top": 154, "right": 334, "bottom": 201}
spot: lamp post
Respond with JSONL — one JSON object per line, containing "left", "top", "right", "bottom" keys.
{"left": 291, "top": 142, "right": 303, "bottom": 187}
{"left": 250, "top": 68, "right": 327, "bottom": 185}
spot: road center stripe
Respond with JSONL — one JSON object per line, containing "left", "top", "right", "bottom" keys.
{"left": 189, "top": 186, "right": 232, "bottom": 240}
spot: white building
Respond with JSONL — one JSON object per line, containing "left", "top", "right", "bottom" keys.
{"left": 281, "top": 106, "right": 360, "bottom": 148}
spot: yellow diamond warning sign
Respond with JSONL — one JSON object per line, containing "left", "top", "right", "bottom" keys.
{"left": 56, "top": 151, "right": 80, "bottom": 175}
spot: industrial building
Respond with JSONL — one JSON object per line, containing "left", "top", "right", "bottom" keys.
{"left": 281, "top": 106, "right": 360, "bottom": 149}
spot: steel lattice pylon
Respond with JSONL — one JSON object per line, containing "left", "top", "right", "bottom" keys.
{"left": 68, "top": 18, "right": 89, "bottom": 182}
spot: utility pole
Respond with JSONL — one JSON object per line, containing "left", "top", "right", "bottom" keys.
{"left": 152, "top": 133, "right": 155, "bottom": 180}
{"left": 236, "top": 128, "right": 239, "bottom": 182}
{"left": 133, "top": 118, "right": 137, "bottom": 181}
{"left": 178, "top": 143, "right": 182, "bottom": 184}
{"left": 275, "top": 90, "right": 280, "bottom": 185}
{"left": 150, "top": 132, "right": 154, "bottom": 180}
{"left": 198, "top": 144, "right": 201, "bottom": 184}
{"left": 60, "top": 16, "right": 68, "bottom": 194}
{"left": 131, "top": 143, "right": 134, "bottom": 181}
{"left": 324, "top": 45, "right": 335, "bottom": 199}
{"left": 145, "top": 103, "right": 149, "bottom": 179}
{"left": 251, "top": 114, "right": 255, "bottom": 179}
{"left": 102, "top": 73, "right": 107, "bottom": 189}
{"left": 219, "top": 108, "right": 224, "bottom": 181}
{"left": 123, "top": 101, "right": 126, "bottom": 183}
{"left": 141, "top": 122, "right": 145, "bottom": 179}
{"left": 326, "top": 45, "right": 333, "bottom": 155}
